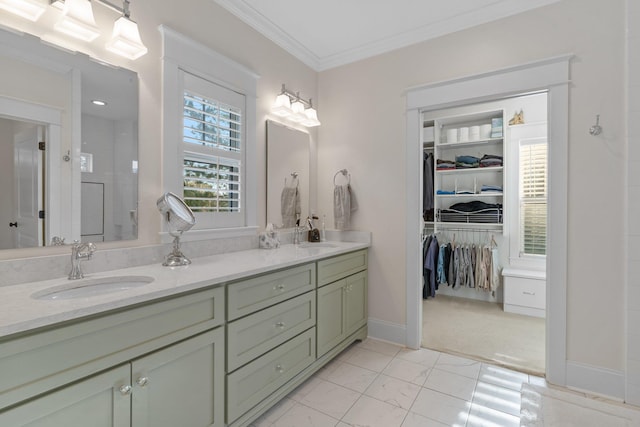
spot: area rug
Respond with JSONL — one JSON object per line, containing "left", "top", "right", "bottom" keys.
{"left": 520, "top": 383, "right": 640, "bottom": 426}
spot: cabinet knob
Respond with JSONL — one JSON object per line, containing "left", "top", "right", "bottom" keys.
{"left": 523, "top": 291, "right": 536, "bottom": 296}
{"left": 275, "top": 364, "right": 284, "bottom": 374}
{"left": 274, "top": 284, "right": 286, "bottom": 292}
{"left": 275, "top": 321, "right": 285, "bottom": 329}
{"left": 136, "top": 377, "right": 149, "bottom": 387}
{"left": 119, "top": 384, "right": 132, "bottom": 396}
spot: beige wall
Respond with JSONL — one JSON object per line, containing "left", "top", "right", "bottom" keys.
{"left": 318, "top": 0, "right": 626, "bottom": 371}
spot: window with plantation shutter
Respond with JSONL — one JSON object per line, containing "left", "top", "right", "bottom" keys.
{"left": 181, "top": 72, "right": 245, "bottom": 228}
{"left": 519, "top": 138, "right": 547, "bottom": 256}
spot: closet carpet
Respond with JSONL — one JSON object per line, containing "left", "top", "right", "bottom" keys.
{"left": 422, "top": 295, "right": 545, "bottom": 376}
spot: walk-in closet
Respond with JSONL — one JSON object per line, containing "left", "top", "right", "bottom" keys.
{"left": 420, "top": 92, "right": 548, "bottom": 375}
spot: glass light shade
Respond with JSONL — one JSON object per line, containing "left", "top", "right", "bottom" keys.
{"left": 54, "top": 0, "right": 100, "bottom": 42}
{"left": 106, "top": 16, "right": 148, "bottom": 60}
{"left": 272, "top": 93, "right": 292, "bottom": 117}
{"left": 0, "top": 0, "right": 46, "bottom": 21}
{"left": 301, "top": 107, "right": 321, "bottom": 127}
{"left": 289, "top": 99, "right": 306, "bottom": 122}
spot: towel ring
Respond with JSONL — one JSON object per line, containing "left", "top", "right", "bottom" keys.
{"left": 333, "top": 169, "right": 350, "bottom": 185}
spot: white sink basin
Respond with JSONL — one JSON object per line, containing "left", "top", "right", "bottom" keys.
{"left": 297, "top": 242, "right": 338, "bottom": 249}
{"left": 32, "top": 276, "right": 154, "bottom": 300}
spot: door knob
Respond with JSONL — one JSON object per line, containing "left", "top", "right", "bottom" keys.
{"left": 9, "top": 222, "right": 17, "bottom": 228}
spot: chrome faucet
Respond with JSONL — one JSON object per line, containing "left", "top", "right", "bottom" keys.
{"left": 68, "top": 241, "right": 97, "bottom": 280}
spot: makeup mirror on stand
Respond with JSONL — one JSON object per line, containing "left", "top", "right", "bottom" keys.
{"left": 157, "top": 192, "right": 195, "bottom": 266}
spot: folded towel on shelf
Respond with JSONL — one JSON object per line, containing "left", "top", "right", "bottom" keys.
{"left": 455, "top": 155, "right": 480, "bottom": 168}
{"left": 436, "top": 159, "right": 456, "bottom": 170}
{"left": 281, "top": 185, "right": 300, "bottom": 228}
{"left": 334, "top": 184, "right": 358, "bottom": 230}
{"left": 480, "top": 184, "right": 503, "bottom": 193}
{"left": 479, "top": 154, "right": 503, "bottom": 168}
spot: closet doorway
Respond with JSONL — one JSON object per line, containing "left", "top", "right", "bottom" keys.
{"left": 419, "top": 92, "right": 548, "bottom": 375}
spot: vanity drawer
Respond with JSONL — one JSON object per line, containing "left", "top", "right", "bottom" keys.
{"left": 226, "top": 328, "right": 315, "bottom": 423}
{"left": 227, "top": 291, "right": 315, "bottom": 372}
{"left": 317, "top": 249, "right": 368, "bottom": 287}
{"left": 504, "top": 276, "right": 546, "bottom": 309}
{"left": 227, "top": 263, "right": 315, "bottom": 321}
{"left": 0, "top": 286, "right": 224, "bottom": 410}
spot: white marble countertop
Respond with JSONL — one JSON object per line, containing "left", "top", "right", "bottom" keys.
{"left": 0, "top": 241, "right": 368, "bottom": 339}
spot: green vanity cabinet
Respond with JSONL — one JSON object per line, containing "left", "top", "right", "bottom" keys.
{"left": 0, "top": 286, "right": 226, "bottom": 427}
{"left": 0, "top": 328, "right": 224, "bottom": 427}
{"left": 317, "top": 250, "right": 368, "bottom": 358}
{"left": 317, "top": 270, "right": 368, "bottom": 357}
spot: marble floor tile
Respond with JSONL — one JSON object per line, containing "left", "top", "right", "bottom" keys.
{"left": 324, "top": 361, "right": 378, "bottom": 393}
{"left": 410, "top": 387, "right": 471, "bottom": 426}
{"left": 435, "top": 352, "right": 482, "bottom": 379}
{"left": 466, "top": 402, "right": 520, "bottom": 427}
{"left": 270, "top": 403, "right": 340, "bottom": 427}
{"left": 382, "top": 357, "right": 432, "bottom": 385}
{"left": 357, "top": 338, "right": 403, "bottom": 356}
{"left": 364, "top": 373, "right": 421, "bottom": 410}
{"left": 341, "top": 395, "right": 408, "bottom": 427}
{"left": 424, "top": 368, "right": 478, "bottom": 401}
{"left": 250, "top": 397, "right": 296, "bottom": 426}
{"left": 478, "top": 363, "right": 529, "bottom": 391}
{"left": 472, "top": 381, "right": 522, "bottom": 417}
{"left": 344, "top": 347, "right": 395, "bottom": 372}
{"left": 401, "top": 412, "right": 450, "bottom": 427}
{"left": 396, "top": 347, "right": 441, "bottom": 367}
{"left": 299, "top": 379, "right": 361, "bottom": 419}
{"left": 287, "top": 376, "right": 323, "bottom": 402}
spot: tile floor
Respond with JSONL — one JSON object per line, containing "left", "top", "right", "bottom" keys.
{"left": 249, "top": 338, "right": 546, "bottom": 427}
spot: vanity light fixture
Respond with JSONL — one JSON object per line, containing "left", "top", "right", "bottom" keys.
{"left": 47, "top": 0, "right": 148, "bottom": 59}
{"left": 105, "top": 0, "right": 147, "bottom": 60}
{"left": 271, "top": 84, "right": 321, "bottom": 128}
{"left": 0, "top": 0, "right": 46, "bottom": 21}
{"left": 54, "top": 0, "right": 100, "bottom": 42}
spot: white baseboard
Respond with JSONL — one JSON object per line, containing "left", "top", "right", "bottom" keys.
{"left": 566, "top": 360, "right": 625, "bottom": 400}
{"left": 367, "top": 318, "right": 407, "bottom": 347}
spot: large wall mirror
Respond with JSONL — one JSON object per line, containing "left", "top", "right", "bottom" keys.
{"left": 266, "top": 120, "right": 310, "bottom": 228}
{"left": 0, "top": 29, "right": 138, "bottom": 250}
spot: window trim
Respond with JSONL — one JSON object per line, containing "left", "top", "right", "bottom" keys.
{"left": 506, "top": 121, "right": 548, "bottom": 271}
{"left": 160, "top": 26, "right": 259, "bottom": 241}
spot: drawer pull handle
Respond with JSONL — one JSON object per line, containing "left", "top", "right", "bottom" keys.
{"left": 119, "top": 384, "right": 132, "bottom": 396}
{"left": 136, "top": 377, "right": 149, "bottom": 387}
{"left": 274, "top": 284, "right": 286, "bottom": 292}
{"left": 523, "top": 291, "right": 536, "bottom": 296}
{"left": 275, "top": 364, "right": 284, "bottom": 374}
{"left": 275, "top": 321, "right": 285, "bottom": 329}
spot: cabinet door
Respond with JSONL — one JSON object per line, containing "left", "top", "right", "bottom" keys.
{"left": 0, "top": 365, "right": 130, "bottom": 427}
{"left": 131, "top": 328, "right": 224, "bottom": 427}
{"left": 317, "top": 279, "right": 346, "bottom": 357}
{"left": 344, "top": 271, "right": 368, "bottom": 337}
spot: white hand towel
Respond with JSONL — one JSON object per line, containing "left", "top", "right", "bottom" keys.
{"left": 334, "top": 184, "right": 358, "bottom": 230}
{"left": 281, "top": 185, "right": 300, "bottom": 228}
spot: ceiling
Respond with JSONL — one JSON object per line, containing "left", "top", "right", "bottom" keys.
{"left": 215, "top": 0, "right": 559, "bottom": 71}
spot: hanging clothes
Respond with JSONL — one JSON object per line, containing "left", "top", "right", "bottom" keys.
{"left": 422, "top": 234, "right": 439, "bottom": 299}
{"left": 434, "top": 235, "right": 500, "bottom": 293}
{"left": 423, "top": 152, "right": 434, "bottom": 221}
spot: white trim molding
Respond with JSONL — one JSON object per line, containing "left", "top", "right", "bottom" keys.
{"left": 566, "top": 361, "right": 625, "bottom": 401}
{"left": 367, "top": 318, "right": 407, "bottom": 346}
{"left": 405, "top": 55, "right": 572, "bottom": 388}
{"left": 159, "top": 25, "right": 260, "bottom": 239}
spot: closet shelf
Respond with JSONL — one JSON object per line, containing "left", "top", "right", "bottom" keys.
{"left": 436, "top": 137, "right": 502, "bottom": 149}
{"left": 437, "top": 193, "right": 503, "bottom": 198}
{"left": 436, "top": 222, "right": 503, "bottom": 229}
{"left": 436, "top": 166, "right": 503, "bottom": 175}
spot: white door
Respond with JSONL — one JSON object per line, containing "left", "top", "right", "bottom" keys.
{"left": 13, "top": 126, "right": 43, "bottom": 248}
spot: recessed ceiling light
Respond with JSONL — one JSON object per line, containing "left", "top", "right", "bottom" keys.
{"left": 91, "top": 99, "right": 107, "bottom": 106}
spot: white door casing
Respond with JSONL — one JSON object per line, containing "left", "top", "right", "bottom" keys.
{"left": 13, "top": 126, "right": 43, "bottom": 248}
